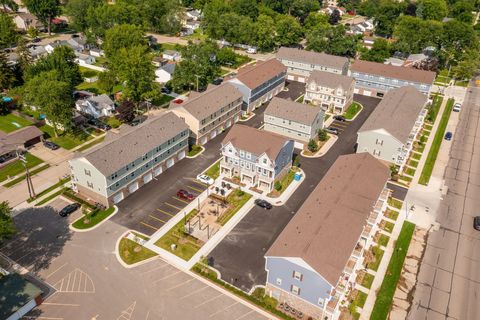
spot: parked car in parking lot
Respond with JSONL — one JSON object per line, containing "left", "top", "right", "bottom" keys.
{"left": 453, "top": 103, "right": 462, "bottom": 112}
{"left": 43, "top": 141, "right": 59, "bottom": 150}
{"left": 177, "top": 189, "right": 194, "bottom": 201}
{"left": 325, "top": 127, "right": 339, "bottom": 135}
{"left": 197, "top": 174, "right": 214, "bottom": 185}
{"left": 474, "top": 216, "right": 480, "bottom": 231}
{"left": 333, "top": 115, "right": 346, "bottom": 122}
{"left": 445, "top": 131, "right": 453, "bottom": 141}
{"left": 255, "top": 199, "right": 272, "bottom": 209}
{"left": 58, "top": 203, "right": 81, "bottom": 217}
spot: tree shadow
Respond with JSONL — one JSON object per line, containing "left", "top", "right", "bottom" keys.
{"left": 0, "top": 273, "right": 41, "bottom": 319}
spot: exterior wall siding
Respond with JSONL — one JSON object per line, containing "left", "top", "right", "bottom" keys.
{"left": 278, "top": 58, "right": 348, "bottom": 76}
{"left": 356, "top": 130, "right": 403, "bottom": 163}
{"left": 351, "top": 71, "right": 432, "bottom": 96}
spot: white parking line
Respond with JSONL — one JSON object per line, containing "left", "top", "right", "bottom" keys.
{"left": 152, "top": 270, "right": 181, "bottom": 284}
{"left": 233, "top": 310, "right": 254, "bottom": 320}
{"left": 45, "top": 263, "right": 68, "bottom": 279}
{"left": 42, "top": 302, "right": 80, "bottom": 307}
{"left": 208, "top": 302, "right": 238, "bottom": 318}
{"left": 194, "top": 293, "right": 223, "bottom": 308}
{"left": 166, "top": 278, "right": 195, "bottom": 291}
{"left": 179, "top": 285, "right": 208, "bottom": 299}
{"left": 140, "top": 263, "right": 169, "bottom": 275}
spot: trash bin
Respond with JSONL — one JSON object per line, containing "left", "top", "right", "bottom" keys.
{"left": 294, "top": 172, "right": 302, "bottom": 181}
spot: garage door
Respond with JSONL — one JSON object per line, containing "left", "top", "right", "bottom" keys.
{"left": 226, "top": 120, "right": 232, "bottom": 128}
{"left": 363, "top": 90, "right": 372, "bottom": 96}
{"left": 178, "top": 151, "right": 186, "bottom": 160}
{"left": 297, "top": 77, "right": 305, "bottom": 83}
{"left": 200, "top": 136, "right": 207, "bottom": 145}
{"left": 128, "top": 182, "right": 139, "bottom": 193}
{"left": 287, "top": 75, "right": 294, "bottom": 80}
{"left": 113, "top": 192, "right": 124, "bottom": 204}
{"left": 143, "top": 173, "right": 152, "bottom": 184}
{"left": 210, "top": 130, "right": 217, "bottom": 139}
{"left": 354, "top": 88, "right": 359, "bottom": 94}
{"left": 166, "top": 158, "right": 174, "bottom": 168}
{"left": 154, "top": 166, "right": 163, "bottom": 176}
{"left": 294, "top": 141, "right": 304, "bottom": 149}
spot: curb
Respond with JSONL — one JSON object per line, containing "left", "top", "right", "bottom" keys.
{"left": 186, "top": 146, "right": 205, "bottom": 159}
{"left": 69, "top": 205, "right": 119, "bottom": 233}
{"left": 300, "top": 134, "right": 338, "bottom": 158}
{"left": 262, "top": 168, "right": 306, "bottom": 206}
{"left": 345, "top": 102, "right": 364, "bottom": 122}
{"left": 114, "top": 230, "right": 160, "bottom": 269}
{"left": 238, "top": 112, "right": 255, "bottom": 122}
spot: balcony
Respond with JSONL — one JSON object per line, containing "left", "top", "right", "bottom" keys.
{"left": 379, "top": 189, "right": 390, "bottom": 202}
{"left": 361, "top": 225, "right": 373, "bottom": 239}
{"left": 352, "top": 241, "right": 364, "bottom": 259}
{"left": 344, "top": 257, "right": 357, "bottom": 275}
{"left": 326, "top": 297, "right": 339, "bottom": 315}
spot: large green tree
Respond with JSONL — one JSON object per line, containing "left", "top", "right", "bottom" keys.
{"left": 142, "top": 0, "right": 182, "bottom": 34}
{"left": 254, "top": 14, "right": 276, "bottom": 51}
{"left": 0, "top": 201, "right": 15, "bottom": 243}
{"left": 307, "top": 25, "right": 357, "bottom": 57}
{"left": 360, "top": 38, "right": 392, "bottom": 62}
{"left": 0, "top": 50, "right": 15, "bottom": 91}
{"left": 232, "top": 0, "right": 259, "bottom": 19}
{"left": 373, "top": 0, "right": 407, "bottom": 37}
{"left": 416, "top": 0, "right": 448, "bottom": 21}
{"left": 0, "top": 12, "right": 18, "bottom": 49}
{"left": 450, "top": 0, "right": 475, "bottom": 23}
{"left": 393, "top": 16, "right": 443, "bottom": 53}
{"left": 275, "top": 15, "right": 303, "bottom": 46}
{"left": 102, "top": 24, "right": 146, "bottom": 59}
{"left": 24, "top": 0, "right": 61, "bottom": 35}
{"left": 65, "top": 0, "right": 103, "bottom": 32}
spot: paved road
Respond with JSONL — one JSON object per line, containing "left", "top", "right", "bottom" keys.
{"left": 208, "top": 95, "right": 381, "bottom": 291}
{"left": 407, "top": 82, "right": 480, "bottom": 320}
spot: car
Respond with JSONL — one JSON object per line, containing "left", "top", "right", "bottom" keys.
{"left": 172, "top": 99, "right": 183, "bottom": 104}
{"left": 196, "top": 174, "right": 214, "bottom": 185}
{"left": 246, "top": 47, "right": 257, "bottom": 54}
{"left": 325, "top": 127, "right": 339, "bottom": 135}
{"left": 453, "top": 103, "right": 462, "bottom": 112}
{"left": 255, "top": 199, "right": 272, "bottom": 210}
{"left": 43, "top": 141, "right": 59, "bottom": 150}
{"left": 177, "top": 189, "right": 194, "bottom": 201}
{"left": 474, "top": 216, "right": 480, "bottom": 231}
{"left": 445, "top": 132, "right": 453, "bottom": 141}
{"left": 58, "top": 203, "right": 81, "bottom": 217}
{"left": 32, "top": 37, "right": 41, "bottom": 43}
{"left": 333, "top": 115, "right": 346, "bottom": 122}
{"left": 161, "top": 87, "right": 171, "bottom": 94}
{"left": 212, "top": 78, "right": 223, "bottom": 85}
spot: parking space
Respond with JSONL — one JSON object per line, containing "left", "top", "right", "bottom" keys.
{"left": 328, "top": 119, "right": 350, "bottom": 135}
{"left": 276, "top": 80, "right": 305, "bottom": 101}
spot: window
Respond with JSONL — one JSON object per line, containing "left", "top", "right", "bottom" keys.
{"left": 87, "top": 181, "right": 94, "bottom": 188}
{"left": 375, "top": 139, "right": 384, "bottom": 146}
{"left": 318, "top": 298, "right": 324, "bottom": 307}
{"left": 246, "top": 152, "right": 251, "bottom": 160}
{"left": 263, "top": 158, "right": 267, "bottom": 164}
{"left": 240, "top": 150, "right": 245, "bottom": 157}
{"left": 84, "top": 169, "right": 91, "bottom": 176}
{"left": 290, "top": 285, "right": 300, "bottom": 295}
{"left": 276, "top": 278, "right": 282, "bottom": 286}
{"left": 292, "top": 271, "right": 303, "bottom": 281}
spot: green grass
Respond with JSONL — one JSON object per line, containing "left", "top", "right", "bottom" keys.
{"left": 343, "top": 102, "right": 362, "bottom": 120}
{"left": 367, "top": 246, "right": 385, "bottom": 272}
{"left": 76, "top": 81, "right": 106, "bottom": 95}
{"left": 325, "top": 114, "right": 331, "bottom": 121}
{"left": 152, "top": 94, "right": 174, "bottom": 107}
{"left": 268, "top": 170, "right": 296, "bottom": 197}
{"left": 0, "top": 113, "right": 33, "bottom": 133}
{"left": 217, "top": 189, "right": 252, "bottom": 226}
{"left": 105, "top": 117, "right": 121, "bottom": 128}
{"left": 426, "top": 95, "right": 444, "bottom": 123}
{"left": 424, "top": 123, "right": 433, "bottom": 131}
{"left": 79, "top": 67, "right": 100, "bottom": 78}
{"left": 348, "top": 290, "right": 368, "bottom": 316}
{"left": 155, "top": 209, "right": 202, "bottom": 261}
{"left": 204, "top": 160, "right": 220, "bottom": 180}
{"left": 378, "top": 234, "right": 390, "bottom": 247}
{"left": 455, "top": 80, "right": 469, "bottom": 87}
{"left": 399, "top": 175, "right": 413, "bottom": 182}
{"left": 34, "top": 188, "right": 65, "bottom": 206}
{"left": 28, "top": 177, "right": 71, "bottom": 203}
{"left": 0, "top": 153, "right": 44, "bottom": 183}
{"left": 49, "top": 129, "right": 94, "bottom": 150}
{"left": 382, "top": 220, "right": 395, "bottom": 233}
{"left": 188, "top": 144, "right": 203, "bottom": 157}
{"left": 388, "top": 197, "right": 403, "bottom": 210}
{"left": 62, "top": 188, "right": 95, "bottom": 209}
{"left": 119, "top": 238, "right": 157, "bottom": 265}
{"left": 361, "top": 273, "right": 375, "bottom": 289}
{"left": 295, "top": 95, "right": 304, "bottom": 103}
{"left": 404, "top": 167, "right": 415, "bottom": 176}
{"left": 407, "top": 159, "right": 419, "bottom": 168}
{"left": 159, "top": 43, "right": 182, "bottom": 51}
{"left": 76, "top": 136, "right": 105, "bottom": 152}
{"left": 419, "top": 98, "right": 454, "bottom": 185}
{"left": 414, "top": 143, "right": 426, "bottom": 153}
{"left": 384, "top": 208, "right": 399, "bottom": 221}
{"left": 370, "top": 221, "right": 415, "bottom": 320}
{"left": 412, "top": 153, "right": 422, "bottom": 160}
{"left": 4, "top": 164, "right": 50, "bottom": 187}
{"left": 71, "top": 207, "right": 116, "bottom": 230}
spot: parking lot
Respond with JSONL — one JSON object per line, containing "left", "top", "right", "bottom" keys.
{"left": 328, "top": 119, "right": 351, "bottom": 135}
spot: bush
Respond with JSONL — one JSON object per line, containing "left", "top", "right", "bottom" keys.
{"left": 318, "top": 129, "right": 328, "bottom": 141}
{"left": 307, "top": 139, "right": 318, "bottom": 152}
{"left": 235, "top": 189, "right": 245, "bottom": 197}
{"left": 274, "top": 181, "right": 282, "bottom": 191}
{"left": 293, "top": 154, "right": 300, "bottom": 167}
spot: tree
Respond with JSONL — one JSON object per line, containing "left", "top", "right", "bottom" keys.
{"left": 0, "top": 201, "right": 15, "bottom": 243}
{"left": 416, "top": 0, "right": 448, "bottom": 21}
{"left": 291, "top": 0, "right": 320, "bottom": 21}
{"left": 65, "top": 0, "right": 103, "bottom": 32}
{"left": 451, "top": 1, "right": 475, "bottom": 23}
{"left": 0, "top": 50, "right": 14, "bottom": 91}
{"left": 275, "top": 15, "right": 303, "bottom": 47}
{"left": 97, "top": 71, "right": 117, "bottom": 95}
{"left": 393, "top": 16, "right": 443, "bottom": 53}
{"left": 24, "top": 0, "right": 61, "bottom": 35}
{"left": 0, "top": 13, "right": 17, "bottom": 49}
{"left": 102, "top": 24, "right": 146, "bottom": 60}
{"left": 304, "top": 12, "right": 329, "bottom": 32}
{"left": 451, "top": 50, "right": 480, "bottom": 80}
{"left": 116, "top": 99, "right": 136, "bottom": 122}
{"left": 328, "top": 9, "right": 341, "bottom": 25}
{"left": 15, "top": 39, "right": 33, "bottom": 76}
{"left": 142, "top": 0, "right": 182, "bottom": 34}
{"left": 373, "top": 0, "right": 407, "bottom": 37}
{"left": 232, "top": 0, "right": 258, "bottom": 19}
{"left": 318, "top": 129, "right": 328, "bottom": 141}
{"left": 361, "top": 38, "right": 392, "bottom": 62}
{"left": 0, "top": 0, "right": 18, "bottom": 11}
{"left": 307, "top": 139, "right": 318, "bottom": 152}
{"left": 263, "top": 0, "right": 293, "bottom": 14}
{"left": 441, "top": 19, "right": 478, "bottom": 66}
{"left": 216, "top": 47, "right": 237, "bottom": 66}
{"left": 254, "top": 14, "right": 276, "bottom": 51}
{"left": 307, "top": 25, "right": 358, "bottom": 58}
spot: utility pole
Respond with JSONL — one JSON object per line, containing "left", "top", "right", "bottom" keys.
{"left": 17, "top": 149, "right": 35, "bottom": 199}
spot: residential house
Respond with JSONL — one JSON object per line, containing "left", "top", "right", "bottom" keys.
{"left": 0, "top": 126, "right": 43, "bottom": 162}
{"left": 348, "top": 19, "right": 374, "bottom": 35}
{"left": 170, "top": 83, "right": 243, "bottom": 145}
{"left": 186, "top": 9, "right": 201, "bottom": 21}
{"left": 356, "top": 86, "right": 428, "bottom": 170}
{"left": 75, "top": 94, "right": 115, "bottom": 119}
{"left": 304, "top": 70, "right": 355, "bottom": 114}
{"left": 276, "top": 47, "right": 349, "bottom": 83}
{"left": 75, "top": 52, "right": 96, "bottom": 66}
{"left": 152, "top": 56, "right": 168, "bottom": 67}
{"left": 67, "top": 35, "right": 87, "bottom": 52}
{"left": 323, "top": 6, "right": 346, "bottom": 16}
{"left": 227, "top": 59, "right": 287, "bottom": 114}
{"left": 69, "top": 112, "right": 189, "bottom": 206}
{"left": 0, "top": 273, "right": 44, "bottom": 320}
{"left": 349, "top": 60, "right": 436, "bottom": 97}
{"left": 219, "top": 124, "right": 294, "bottom": 192}
{"left": 162, "top": 50, "right": 181, "bottom": 61}
{"left": 264, "top": 97, "right": 324, "bottom": 146}
{"left": 13, "top": 13, "right": 43, "bottom": 31}
{"left": 89, "top": 48, "right": 104, "bottom": 57}
{"left": 44, "top": 41, "right": 65, "bottom": 54}
{"left": 265, "top": 153, "right": 390, "bottom": 319}
{"left": 155, "top": 63, "right": 176, "bottom": 83}
{"left": 28, "top": 45, "right": 47, "bottom": 60}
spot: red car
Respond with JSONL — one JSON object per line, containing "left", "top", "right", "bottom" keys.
{"left": 177, "top": 189, "right": 194, "bottom": 201}
{"left": 172, "top": 99, "right": 184, "bottom": 104}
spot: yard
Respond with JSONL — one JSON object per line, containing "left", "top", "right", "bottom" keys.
{"left": 204, "top": 160, "right": 220, "bottom": 180}
{"left": 42, "top": 126, "right": 94, "bottom": 150}
{"left": 268, "top": 169, "right": 297, "bottom": 197}
{"left": 119, "top": 237, "right": 157, "bottom": 265}
{"left": 0, "top": 113, "right": 33, "bottom": 133}
{"left": 426, "top": 94, "right": 444, "bottom": 123}
{"left": 388, "top": 197, "right": 403, "bottom": 210}
{"left": 216, "top": 189, "right": 252, "bottom": 226}
{"left": 76, "top": 136, "right": 106, "bottom": 152}
{"left": 384, "top": 208, "right": 399, "bottom": 221}
{"left": 343, "top": 102, "right": 362, "bottom": 120}
{"left": 367, "top": 246, "right": 385, "bottom": 271}
{"left": 71, "top": 207, "right": 116, "bottom": 230}
{"left": 188, "top": 144, "right": 203, "bottom": 157}
{"left": 434, "top": 69, "right": 452, "bottom": 86}
{"left": 360, "top": 272, "right": 375, "bottom": 289}
{"left": 0, "top": 153, "right": 43, "bottom": 182}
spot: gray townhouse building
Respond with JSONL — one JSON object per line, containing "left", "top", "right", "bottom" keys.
{"left": 170, "top": 83, "right": 243, "bottom": 146}
{"left": 69, "top": 112, "right": 189, "bottom": 206}
{"left": 276, "top": 47, "right": 349, "bottom": 83}
{"left": 227, "top": 59, "right": 287, "bottom": 114}
{"left": 265, "top": 153, "right": 390, "bottom": 319}
{"left": 357, "top": 86, "right": 428, "bottom": 170}
{"left": 264, "top": 97, "right": 324, "bottom": 147}
{"left": 220, "top": 124, "right": 294, "bottom": 192}
{"left": 349, "top": 60, "right": 436, "bottom": 97}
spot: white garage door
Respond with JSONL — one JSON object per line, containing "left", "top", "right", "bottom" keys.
{"left": 287, "top": 75, "right": 294, "bottom": 80}
{"left": 226, "top": 120, "right": 232, "bottom": 128}
{"left": 128, "top": 182, "right": 139, "bottom": 193}
{"left": 154, "top": 166, "right": 163, "bottom": 176}
{"left": 113, "top": 192, "right": 124, "bottom": 204}
{"left": 297, "top": 77, "right": 305, "bottom": 83}
{"left": 178, "top": 151, "right": 186, "bottom": 160}
{"left": 166, "top": 158, "right": 174, "bottom": 168}
{"left": 143, "top": 173, "right": 152, "bottom": 184}
{"left": 354, "top": 88, "right": 359, "bottom": 94}
{"left": 363, "top": 90, "right": 372, "bottom": 96}
{"left": 210, "top": 130, "right": 217, "bottom": 139}
{"left": 200, "top": 136, "right": 207, "bottom": 145}
{"left": 294, "top": 141, "right": 304, "bottom": 149}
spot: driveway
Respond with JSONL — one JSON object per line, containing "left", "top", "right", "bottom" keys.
{"left": 207, "top": 95, "right": 381, "bottom": 291}
{"left": 276, "top": 81, "right": 305, "bottom": 101}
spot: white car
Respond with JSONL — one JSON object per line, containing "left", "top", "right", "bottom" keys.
{"left": 246, "top": 47, "right": 257, "bottom": 54}
{"left": 453, "top": 103, "right": 462, "bottom": 112}
{"left": 197, "top": 174, "right": 214, "bottom": 185}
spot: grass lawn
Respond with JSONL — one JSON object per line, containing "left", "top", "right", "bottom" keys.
{"left": 268, "top": 169, "right": 296, "bottom": 197}
{"left": 414, "top": 142, "right": 426, "bottom": 153}
{"left": 217, "top": 189, "right": 252, "bottom": 226}
{"left": 378, "top": 234, "right": 390, "bottom": 247}
{"left": 382, "top": 220, "right": 395, "bottom": 233}
{"left": 388, "top": 197, "right": 403, "bottom": 210}
{"left": 119, "top": 238, "right": 157, "bottom": 265}
{"left": 361, "top": 273, "right": 375, "bottom": 289}
{"left": 343, "top": 102, "right": 362, "bottom": 120}
{"left": 71, "top": 207, "right": 116, "bottom": 230}
{"left": 412, "top": 153, "right": 422, "bottom": 160}
{"left": 370, "top": 221, "right": 415, "bottom": 320}
{"left": 28, "top": 177, "right": 71, "bottom": 203}
{"left": 0, "top": 153, "right": 43, "bottom": 182}
{"left": 152, "top": 94, "right": 174, "bottom": 107}
{"left": 367, "top": 246, "right": 385, "bottom": 271}
{"left": 427, "top": 95, "right": 444, "bottom": 123}
{"left": 385, "top": 208, "right": 399, "bottom": 221}
{"left": 79, "top": 67, "right": 100, "bottom": 78}
{"left": 155, "top": 209, "right": 202, "bottom": 261}
{"left": 419, "top": 99, "right": 454, "bottom": 185}
{"left": 188, "top": 144, "right": 203, "bottom": 157}
{"left": 295, "top": 95, "right": 304, "bottom": 103}
{"left": 35, "top": 188, "right": 65, "bottom": 206}
{"left": 325, "top": 114, "right": 331, "bottom": 121}
{"left": 159, "top": 43, "right": 183, "bottom": 51}
{"left": 424, "top": 123, "right": 433, "bottom": 131}
{"left": 404, "top": 167, "right": 415, "bottom": 176}
{"left": 399, "top": 175, "right": 413, "bottom": 183}
{"left": 407, "top": 159, "right": 419, "bottom": 168}
{"left": 76, "top": 81, "right": 106, "bottom": 95}
{"left": 4, "top": 164, "right": 50, "bottom": 188}
{"left": 0, "top": 113, "right": 33, "bottom": 133}
{"left": 77, "top": 136, "right": 105, "bottom": 152}
{"left": 455, "top": 80, "right": 469, "bottom": 87}
{"left": 204, "top": 160, "right": 220, "bottom": 180}
{"left": 46, "top": 128, "right": 94, "bottom": 150}
{"left": 105, "top": 117, "right": 122, "bottom": 128}
{"left": 348, "top": 290, "right": 368, "bottom": 315}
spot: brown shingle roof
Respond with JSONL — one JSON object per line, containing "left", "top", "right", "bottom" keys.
{"left": 265, "top": 97, "right": 323, "bottom": 126}
{"left": 359, "top": 86, "right": 428, "bottom": 142}
{"left": 235, "top": 59, "right": 286, "bottom": 89}
{"left": 265, "top": 153, "right": 390, "bottom": 286}
{"left": 222, "top": 124, "right": 291, "bottom": 159}
{"left": 82, "top": 112, "right": 187, "bottom": 176}
{"left": 350, "top": 60, "right": 436, "bottom": 84}
{"left": 0, "top": 126, "right": 43, "bottom": 154}
{"left": 307, "top": 70, "right": 354, "bottom": 89}
{"left": 277, "top": 47, "right": 349, "bottom": 70}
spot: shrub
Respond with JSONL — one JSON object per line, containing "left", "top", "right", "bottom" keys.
{"left": 318, "top": 129, "right": 328, "bottom": 141}
{"left": 293, "top": 154, "right": 300, "bottom": 167}
{"left": 274, "top": 181, "right": 282, "bottom": 191}
{"left": 235, "top": 189, "right": 245, "bottom": 197}
{"left": 307, "top": 139, "right": 318, "bottom": 152}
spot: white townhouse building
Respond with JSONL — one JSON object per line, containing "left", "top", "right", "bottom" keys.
{"left": 220, "top": 125, "right": 294, "bottom": 192}
{"left": 69, "top": 112, "right": 189, "bottom": 206}
{"left": 356, "top": 86, "right": 428, "bottom": 170}
{"left": 304, "top": 70, "right": 355, "bottom": 114}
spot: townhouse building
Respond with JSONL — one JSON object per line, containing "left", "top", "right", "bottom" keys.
{"left": 220, "top": 125, "right": 294, "bottom": 192}
{"left": 304, "top": 70, "right": 355, "bottom": 114}
{"left": 264, "top": 97, "right": 324, "bottom": 146}
{"left": 69, "top": 112, "right": 189, "bottom": 206}
{"left": 170, "top": 83, "right": 243, "bottom": 146}
{"left": 276, "top": 47, "right": 349, "bottom": 83}
{"left": 227, "top": 59, "right": 287, "bottom": 114}
{"left": 357, "top": 86, "right": 428, "bottom": 170}
{"left": 265, "top": 153, "right": 390, "bottom": 319}
{"left": 349, "top": 60, "right": 436, "bottom": 97}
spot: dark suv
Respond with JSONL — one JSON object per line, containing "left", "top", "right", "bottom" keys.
{"left": 58, "top": 203, "right": 81, "bottom": 217}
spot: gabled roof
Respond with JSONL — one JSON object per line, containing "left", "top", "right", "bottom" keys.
{"left": 350, "top": 60, "right": 436, "bottom": 84}
{"left": 266, "top": 153, "right": 390, "bottom": 286}
{"left": 307, "top": 70, "right": 354, "bottom": 90}
{"left": 277, "top": 47, "right": 349, "bottom": 70}
{"left": 359, "top": 86, "right": 428, "bottom": 143}
{"left": 234, "top": 59, "right": 286, "bottom": 90}
{"left": 222, "top": 124, "right": 291, "bottom": 159}
{"left": 81, "top": 112, "right": 187, "bottom": 176}
{"left": 265, "top": 97, "right": 323, "bottom": 126}
{"left": 0, "top": 126, "right": 43, "bottom": 154}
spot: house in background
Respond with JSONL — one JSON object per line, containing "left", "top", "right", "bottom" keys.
{"left": 349, "top": 60, "right": 436, "bottom": 97}
{"left": 89, "top": 48, "right": 104, "bottom": 57}
{"left": 264, "top": 153, "right": 390, "bottom": 319}
{"left": 304, "top": 70, "right": 355, "bottom": 114}
{"left": 227, "top": 59, "right": 287, "bottom": 114}
{"left": 162, "top": 50, "right": 181, "bottom": 61}
{"left": 28, "top": 45, "right": 47, "bottom": 60}
{"left": 170, "top": 83, "right": 243, "bottom": 146}
{"left": 276, "top": 47, "right": 349, "bottom": 83}
{"left": 219, "top": 124, "right": 294, "bottom": 192}
{"left": 75, "top": 52, "right": 96, "bottom": 66}
{"left": 356, "top": 86, "right": 428, "bottom": 170}
{"left": 69, "top": 112, "right": 189, "bottom": 206}
{"left": 13, "top": 12, "right": 43, "bottom": 31}
{"left": 75, "top": 94, "right": 115, "bottom": 119}
{"left": 155, "top": 63, "right": 176, "bottom": 83}
{"left": 0, "top": 126, "right": 43, "bottom": 163}
{"left": 264, "top": 97, "right": 324, "bottom": 147}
